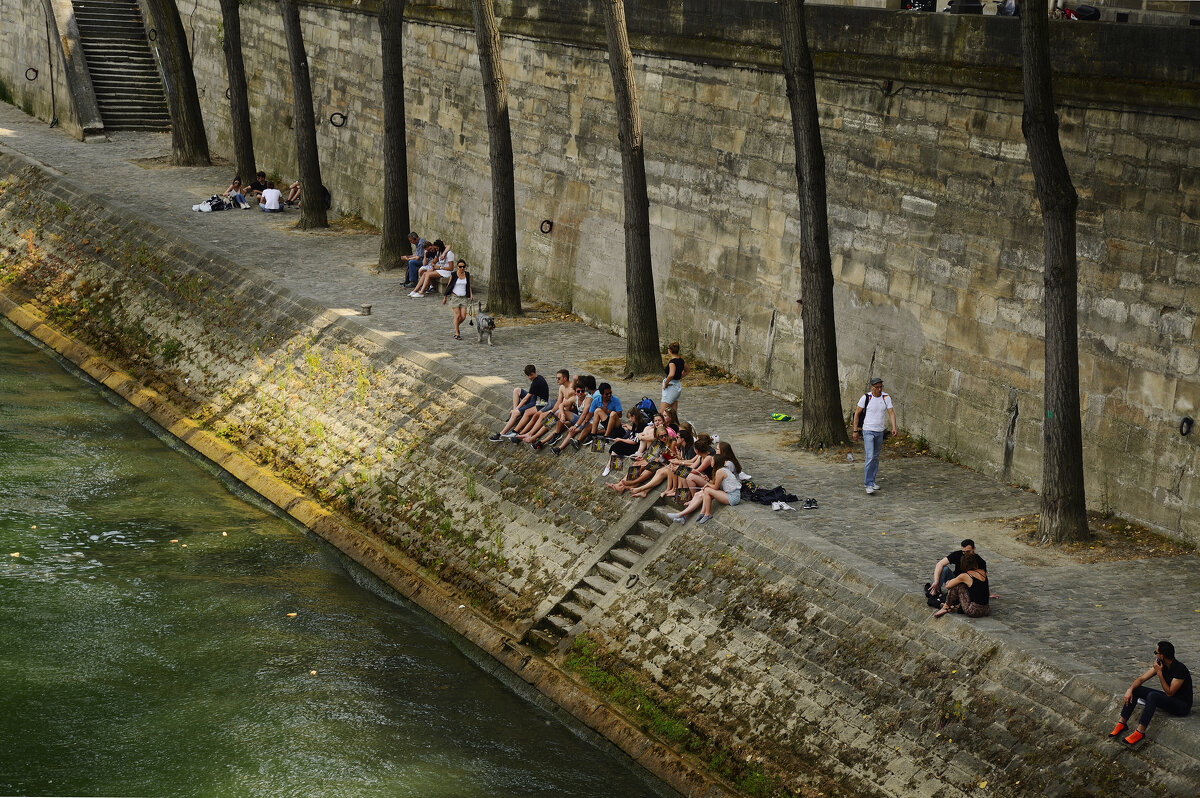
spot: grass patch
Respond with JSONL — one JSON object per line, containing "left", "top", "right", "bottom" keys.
{"left": 1007, "top": 511, "right": 1194, "bottom": 562}
{"left": 487, "top": 300, "right": 583, "bottom": 326}
{"left": 564, "top": 636, "right": 787, "bottom": 797}
{"left": 329, "top": 213, "right": 380, "bottom": 234}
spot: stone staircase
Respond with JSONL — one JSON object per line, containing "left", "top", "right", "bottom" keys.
{"left": 525, "top": 504, "right": 678, "bottom": 652}
{"left": 72, "top": 0, "right": 170, "bottom": 132}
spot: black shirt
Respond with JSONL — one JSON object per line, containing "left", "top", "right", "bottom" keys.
{"left": 529, "top": 375, "right": 549, "bottom": 403}
{"left": 664, "top": 356, "right": 685, "bottom": 381}
{"left": 947, "top": 550, "right": 987, "bottom": 574}
{"left": 249, "top": 179, "right": 268, "bottom": 193}
{"left": 1165, "top": 660, "right": 1193, "bottom": 710}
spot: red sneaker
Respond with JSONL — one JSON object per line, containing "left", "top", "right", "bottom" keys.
{"left": 1109, "top": 721, "right": 1127, "bottom": 737}
{"left": 1124, "top": 730, "right": 1145, "bottom": 745}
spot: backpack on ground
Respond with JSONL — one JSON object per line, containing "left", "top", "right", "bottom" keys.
{"left": 636, "top": 396, "right": 657, "bottom": 418}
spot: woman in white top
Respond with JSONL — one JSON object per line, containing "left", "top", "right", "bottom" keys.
{"left": 441, "top": 260, "right": 473, "bottom": 339}
{"left": 667, "top": 441, "right": 742, "bottom": 525}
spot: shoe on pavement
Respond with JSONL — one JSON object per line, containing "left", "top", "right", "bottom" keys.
{"left": 869, "top": 483, "right": 881, "bottom": 491}
{"left": 530, "top": 441, "right": 543, "bottom": 451}
{"left": 667, "top": 513, "right": 686, "bottom": 524}
{"left": 1109, "top": 721, "right": 1127, "bottom": 738}
{"left": 546, "top": 432, "right": 562, "bottom": 446}
{"left": 501, "top": 430, "right": 519, "bottom": 439}
{"left": 488, "top": 433, "right": 503, "bottom": 443}
{"left": 1124, "top": 730, "right": 1145, "bottom": 745}
{"left": 865, "top": 485, "right": 876, "bottom": 495}
{"left": 771, "top": 501, "right": 782, "bottom": 511}
{"left": 602, "top": 463, "right": 612, "bottom": 477}
{"left": 779, "top": 502, "right": 796, "bottom": 511}
{"left": 697, "top": 514, "right": 712, "bottom": 524}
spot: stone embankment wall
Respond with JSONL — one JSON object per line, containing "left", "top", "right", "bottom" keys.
{"left": 0, "top": 0, "right": 81, "bottom": 136}
{"left": 5, "top": 0, "right": 1199, "bottom": 538}
{"left": 4, "top": 152, "right": 1199, "bottom": 796}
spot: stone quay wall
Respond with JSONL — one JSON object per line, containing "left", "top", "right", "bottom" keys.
{"left": 178, "top": 0, "right": 1198, "bottom": 540}
{"left": 4, "top": 149, "right": 1200, "bottom": 797}
{"left": 0, "top": 0, "right": 82, "bottom": 136}
{"left": 5, "top": 0, "right": 1198, "bottom": 538}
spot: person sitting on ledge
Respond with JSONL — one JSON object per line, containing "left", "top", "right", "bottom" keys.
{"left": 1110, "top": 641, "right": 1192, "bottom": 746}
{"left": 932, "top": 553, "right": 989, "bottom": 618}
{"left": 583, "top": 382, "right": 624, "bottom": 442}
{"left": 928, "top": 539, "right": 987, "bottom": 602}
{"left": 285, "top": 180, "right": 302, "bottom": 206}
{"left": 667, "top": 441, "right": 742, "bottom": 525}
{"left": 514, "top": 369, "right": 572, "bottom": 444}
{"left": 488, "top": 365, "right": 548, "bottom": 442}
{"left": 550, "top": 375, "right": 598, "bottom": 455}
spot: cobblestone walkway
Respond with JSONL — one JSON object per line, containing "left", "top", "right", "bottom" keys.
{"left": 3, "top": 104, "right": 1198, "bottom": 711}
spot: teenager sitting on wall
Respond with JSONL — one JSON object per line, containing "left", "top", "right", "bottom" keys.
{"left": 667, "top": 442, "right": 743, "bottom": 525}
{"left": 510, "top": 369, "right": 571, "bottom": 442}
{"left": 488, "top": 365, "right": 549, "bottom": 442}
{"left": 630, "top": 426, "right": 699, "bottom": 499}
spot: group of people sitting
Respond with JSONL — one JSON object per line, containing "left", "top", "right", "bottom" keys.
{"left": 397, "top": 232, "right": 462, "bottom": 298}
{"left": 486, "top": 363, "right": 743, "bottom": 526}
{"left": 221, "top": 172, "right": 305, "bottom": 212}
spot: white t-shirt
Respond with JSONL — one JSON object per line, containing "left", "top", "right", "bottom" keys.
{"left": 261, "top": 188, "right": 282, "bottom": 210}
{"left": 856, "top": 391, "right": 893, "bottom": 432}
{"left": 435, "top": 248, "right": 456, "bottom": 277}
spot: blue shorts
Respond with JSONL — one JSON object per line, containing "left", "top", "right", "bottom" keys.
{"left": 517, "top": 389, "right": 545, "bottom": 413}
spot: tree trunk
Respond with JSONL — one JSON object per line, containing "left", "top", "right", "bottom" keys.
{"left": 219, "top": 0, "right": 255, "bottom": 182}
{"left": 469, "top": 0, "right": 521, "bottom": 314}
{"left": 779, "top": 0, "right": 848, "bottom": 448}
{"left": 600, "top": 0, "right": 660, "bottom": 376}
{"left": 144, "top": 0, "right": 209, "bottom": 166}
{"left": 277, "top": 0, "right": 328, "bottom": 229}
{"left": 1020, "top": 0, "right": 1089, "bottom": 543}
{"left": 378, "top": 0, "right": 411, "bottom": 271}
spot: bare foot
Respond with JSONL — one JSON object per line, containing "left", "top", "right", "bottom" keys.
{"left": 660, "top": 490, "right": 676, "bottom": 499}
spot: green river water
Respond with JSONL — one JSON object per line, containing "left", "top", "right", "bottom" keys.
{"left": 0, "top": 324, "right": 663, "bottom": 798}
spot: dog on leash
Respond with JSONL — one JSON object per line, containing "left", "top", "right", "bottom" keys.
{"left": 475, "top": 312, "right": 495, "bottom": 345}
{"left": 468, "top": 301, "right": 495, "bottom": 345}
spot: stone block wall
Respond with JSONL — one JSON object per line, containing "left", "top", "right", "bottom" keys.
{"left": 175, "top": 2, "right": 1200, "bottom": 539}
{"left": 0, "top": 0, "right": 81, "bottom": 136}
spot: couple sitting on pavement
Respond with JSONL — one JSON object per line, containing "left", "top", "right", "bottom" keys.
{"left": 928, "top": 539, "right": 991, "bottom": 618}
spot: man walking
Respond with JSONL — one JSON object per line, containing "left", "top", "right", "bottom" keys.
{"left": 1110, "top": 641, "right": 1192, "bottom": 745}
{"left": 851, "top": 377, "right": 897, "bottom": 495}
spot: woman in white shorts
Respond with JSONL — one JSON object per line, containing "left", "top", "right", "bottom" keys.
{"left": 442, "top": 260, "right": 473, "bottom": 339}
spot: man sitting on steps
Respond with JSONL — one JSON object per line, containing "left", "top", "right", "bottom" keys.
{"left": 488, "top": 365, "right": 549, "bottom": 442}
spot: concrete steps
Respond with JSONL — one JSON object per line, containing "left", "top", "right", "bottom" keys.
{"left": 526, "top": 509, "right": 674, "bottom": 652}
{"left": 73, "top": 0, "right": 170, "bottom": 132}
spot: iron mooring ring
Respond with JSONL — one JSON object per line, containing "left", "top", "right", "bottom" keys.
{"left": 225, "top": 88, "right": 232, "bottom": 100}
{"left": 330, "top": 112, "right": 347, "bottom": 128}
{"left": 1181, "top": 417, "right": 1194, "bottom": 437}
{"left": 25, "top": 68, "right": 38, "bottom": 81}
{"left": 625, "top": 573, "right": 639, "bottom": 589}
{"left": 540, "top": 219, "right": 553, "bottom": 234}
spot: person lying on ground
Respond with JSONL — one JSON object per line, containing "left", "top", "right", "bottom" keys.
{"left": 488, "top": 365, "right": 548, "bottom": 441}
{"left": 550, "top": 376, "right": 598, "bottom": 454}
{"left": 933, "top": 553, "right": 989, "bottom": 618}
{"left": 259, "top": 181, "right": 283, "bottom": 213}
{"left": 668, "top": 442, "right": 743, "bottom": 525}
{"left": 510, "top": 369, "right": 570, "bottom": 441}
{"left": 631, "top": 426, "right": 697, "bottom": 499}
{"left": 1110, "top": 640, "right": 1192, "bottom": 746}
{"left": 929, "top": 540, "right": 987, "bottom": 601}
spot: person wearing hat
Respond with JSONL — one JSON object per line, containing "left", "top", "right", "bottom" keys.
{"left": 852, "top": 377, "right": 897, "bottom": 495}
